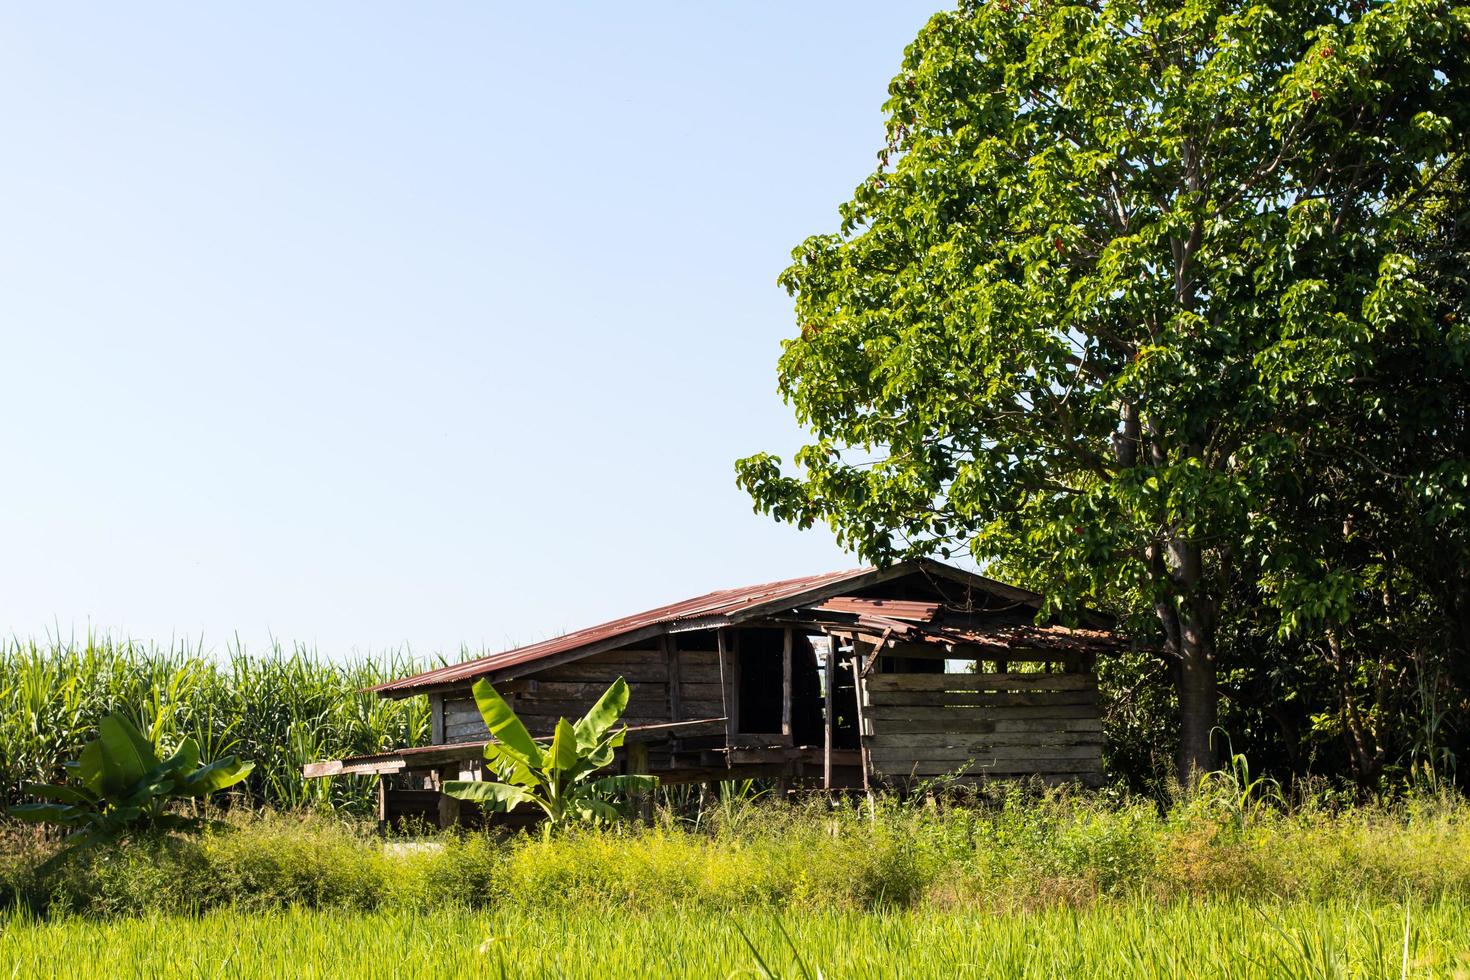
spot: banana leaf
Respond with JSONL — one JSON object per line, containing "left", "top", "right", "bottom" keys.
{"left": 470, "top": 679, "right": 543, "bottom": 768}
{"left": 97, "top": 715, "right": 157, "bottom": 795}
{"left": 482, "top": 742, "right": 543, "bottom": 788}
{"left": 7, "top": 802, "right": 85, "bottom": 825}
{"left": 588, "top": 774, "right": 660, "bottom": 794}
{"left": 25, "top": 783, "right": 97, "bottom": 805}
{"left": 73, "top": 741, "right": 106, "bottom": 795}
{"left": 549, "top": 718, "right": 579, "bottom": 773}
{"left": 574, "top": 677, "right": 629, "bottom": 748}
{"left": 177, "top": 756, "right": 254, "bottom": 796}
{"left": 442, "top": 779, "right": 534, "bottom": 812}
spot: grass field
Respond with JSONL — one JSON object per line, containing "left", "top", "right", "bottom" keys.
{"left": 2, "top": 900, "right": 1467, "bottom": 978}
{"left": 4, "top": 795, "right": 1470, "bottom": 977}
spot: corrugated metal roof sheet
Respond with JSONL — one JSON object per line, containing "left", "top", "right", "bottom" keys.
{"left": 369, "top": 565, "right": 878, "bottom": 695}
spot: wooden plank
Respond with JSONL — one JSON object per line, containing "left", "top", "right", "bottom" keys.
{"left": 823, "top": 648, "right": 835, "bottom": 790}
{"left": 429, "top": 693, "right": 445, "bottom": 745}
{"left": 867, "top": 690, "right": 1098, "bottom": 708}
{"left": 529, "top": 662, "right": 703, "bottom": 684}
{"left": 673, "top": 699, "right": 725, "bottom": 718}
{"left": 866, "top": 703, "right": 1098, "bottom": 722}
{"left": 718, "top": 628, "right": 735, "bottom": 744}
{"left": 627, "top": 742, "right": 652, "bottom": 823}
{"left": 869, "top": 731, "right": 1104, "bottom": 750}
{"left": 871, "top": 758, "right": 1102, "bottom": 777}
{"left": 664, "top": 636, "right": 682, "bottom": 722}
{"left": 876, "top": 644, "right": 1070, "bottom": 664}
{"left": 781, "top": 628, "right": 793, "bottom": 741}
{"left": 727, "top": 747, "right": 862, "bottom": 767}
{"left": 496, "top": 680, "right": 665, "bottom": 701}
{"left": 869, "top": 744, "right": 1102, "bottom": 764}
{"left": 528, "top": 665, "right": 673, "bottom": 684}
{"left": 850, "top": 649, "right": 871, "bottom": 794}
{"left": 509, "top": 695, "right": 666, "bottom": 718}
{"left": 437, "top": 788, "right": 461, "bottom": 829}
{"left": 866, "top": 672, "right": 1096, "bottom": 693}
{"left": 868, "top": 715, "right": 1102, "bottom": 735}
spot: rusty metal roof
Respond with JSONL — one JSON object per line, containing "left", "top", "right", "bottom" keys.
{"left": 369, "top": 565, "right": 881, "bottom": 696}
{"left": 368, "top": 558, "right": 1088, "bottom": 698}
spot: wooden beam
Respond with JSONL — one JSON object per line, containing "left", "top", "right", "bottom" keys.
{"left": 781, "top": 628, "right": 793, "bottom": 742}
{"left": 849, "top": 651, "right": 871, "bottom": 795}
{"left": 823, "top": 644, "right": 835, "bottom": 790}
{"left": 727, "top": 747, "right": 862, "bottom": 766}
{"left": 429, "top": 693, "right": 445, "bottom": 745}
{"left": 865, "top": 672, "right": 1096, "bottom": 692}
{"left": 717, "top": 628, "right": 735, "bottom": 746}
{"left": 663, "top": 634, "right": 683, "bottom": 722}
{"left": 627, "top": 742, "right": 652, "bottom": 823}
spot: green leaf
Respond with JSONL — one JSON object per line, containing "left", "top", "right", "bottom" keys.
{"left": 588, "top": 774, "right": 660, "bottom": 795}
{"left": 97, "top": 714, "right": 156, "bottom": 794}
{"left": 159, "top": 737, "right": 200, "bottom": 777}
{"left": 549, "top": 717, "right": 579, "bottom": 773}
{"left": 471, "top": 678, "right": 544, "bottom": 768}
{"left": 442, "top": 780, "right": 534, "bottom": 812}
{"left": 74, "top": 741, "right": 106, "bottom": 794}
{"left": 177, "top": 756, "right": 254, "bottom": 796}
{"left": 6, "top": 802, "right": 83, "bottom": 825}
{"left": 574, "top": 677, "right": 630, "bottom": 748}
{"left": 25, "top": 783, "right": 96, "bottom": 805}
{"left": 482, "top": 742, "right": 542, "bottom": 788}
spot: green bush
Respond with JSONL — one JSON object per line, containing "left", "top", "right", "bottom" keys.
{"left": 7, "top": 789, "right": 1469, "bottom": 918}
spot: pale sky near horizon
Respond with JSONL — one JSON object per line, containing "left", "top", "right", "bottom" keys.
{"left": 1, "top": 2, "right": 944, "bottom": 658}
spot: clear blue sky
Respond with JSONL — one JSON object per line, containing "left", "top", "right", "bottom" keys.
{"left": 1, "top": 2, "right": 941, "bottom": 657}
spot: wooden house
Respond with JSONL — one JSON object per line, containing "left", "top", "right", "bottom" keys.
{"left": 304, "top": 559, "right": 1123, "bottom": 825}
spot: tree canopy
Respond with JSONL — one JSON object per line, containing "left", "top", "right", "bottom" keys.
{"left": 738, "top": 0, "right": 1470, "bottom": 781}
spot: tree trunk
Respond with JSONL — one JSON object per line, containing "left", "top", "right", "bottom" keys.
{"left": 1152, "top": 533, "right": 1219, "bottom": 783}
{"left": 1176, "top": 600, "right": 1218, "bottom": 781}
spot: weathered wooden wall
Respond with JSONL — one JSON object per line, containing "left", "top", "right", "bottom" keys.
{"left": 862, "top": 668, "right": 1103, "bottom": 782}
{"left": 441, "top": 643, "right": 726, "bottom": 744}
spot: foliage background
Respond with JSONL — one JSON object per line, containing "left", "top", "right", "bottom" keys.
{"left": 0, "top": 639, "right": 429, "bottom": 813}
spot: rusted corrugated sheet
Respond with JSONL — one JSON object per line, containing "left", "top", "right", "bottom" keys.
{"left": 846, "top": 617, "right": 1126, "bottom": 655}
{"left": 369, "top": 566, "right": 875, "bottom": 695}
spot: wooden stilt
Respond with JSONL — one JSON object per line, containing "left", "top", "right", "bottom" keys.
{"left": 781, "top": 628, "right": 793, "bottom": 743}
{"left": 850, "top": 641, "right": 873, "bottom": 803}
{"left": 628, "top": 742, "right": 652, "bottom": 823}
{"left": 823, "top": 643, "right": 835, "bottom": 790}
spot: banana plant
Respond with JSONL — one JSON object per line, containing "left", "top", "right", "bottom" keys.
{"left": 443, "top": 676, "right": 657, "bottom": 830}
{"left": 6, "top": 711, "right": 254, "bottom": 853}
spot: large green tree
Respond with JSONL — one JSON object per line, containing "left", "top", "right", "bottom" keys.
{"left": 737, "top": 0, "right": 1468, "bottom": 779}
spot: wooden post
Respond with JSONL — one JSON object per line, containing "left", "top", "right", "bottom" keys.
{"left": 850, "top": 641, "right": 872, "bottom": 799}
{"left": 628, "top": 741, "right": 652, "bottom": 823}
{"left": 376, "top": 776, "right": 388, "bottom": 828}
{"left": 437, "top": 783, "right": 461, "bottom": 829}
{"left": 823, "top": 642, "right": 835, "bottom": 790}
{"left": 429, "top": 693, "right": 445, "bottom": 745}
{"left": 663, "top": 634, "right": 683, "bottom": 721}
{"left": 717, "top": 628, "right": 735, "bottom": 744}
{"left": 781, "top": 628, "right": 793, "bottom": 743}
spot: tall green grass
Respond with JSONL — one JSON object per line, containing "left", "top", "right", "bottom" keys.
{"left": 3, "top": 900, "right": 1467, "bottom": 978}
{"left": 7, "top": 791, "right": 1470, "bottom": 918}
{"left": 0, "top": 637, "right": 430, "bottom": 812}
